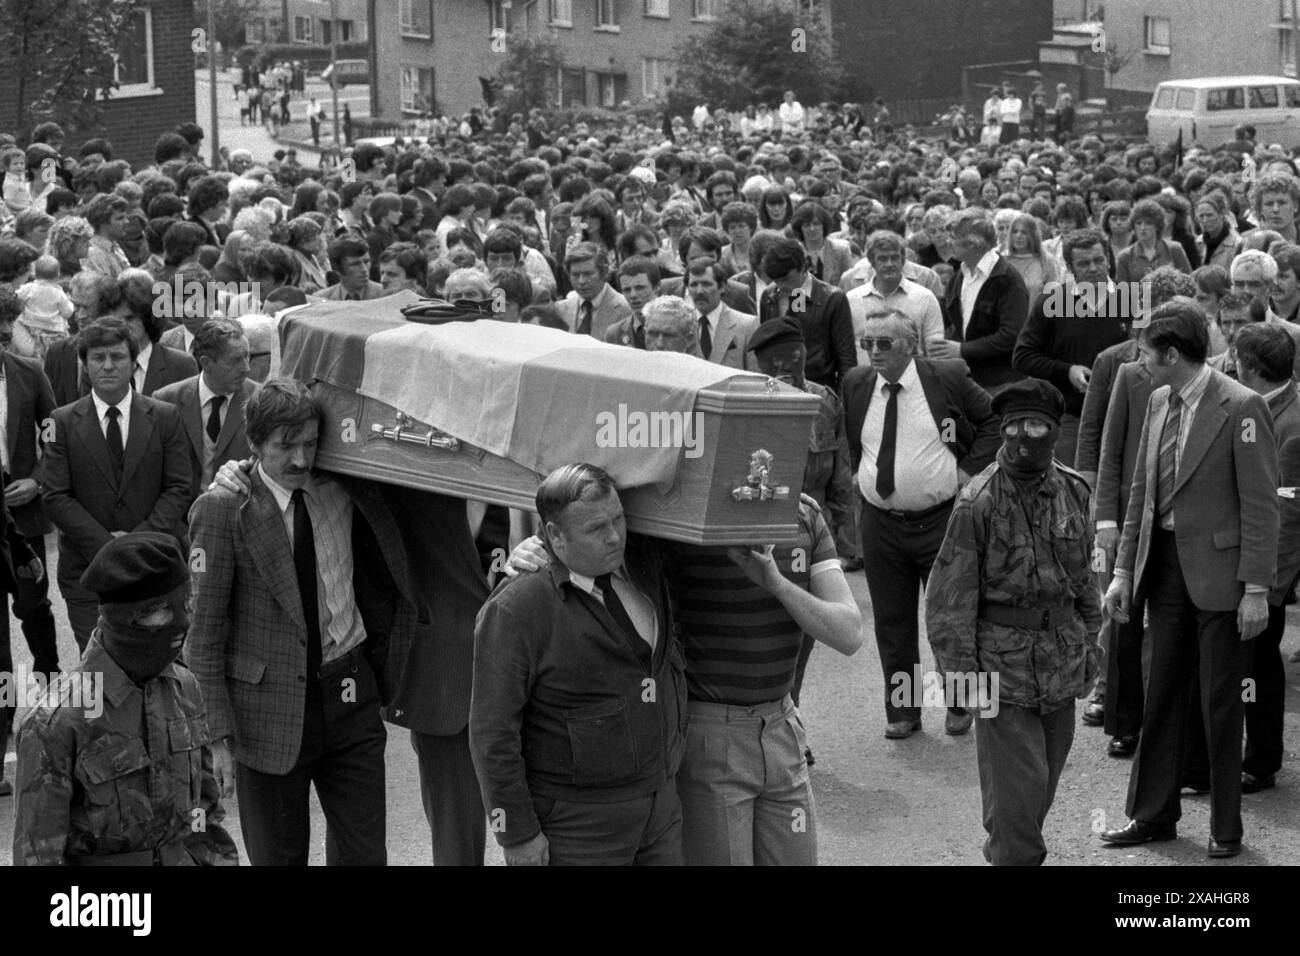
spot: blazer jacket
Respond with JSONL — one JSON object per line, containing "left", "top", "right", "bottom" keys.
{"left": 758, "top": 277, "right": 857, "bottom": 391}
{"left": 841, "top": 357, "right": 1000, "bottom": 478}
{"left": 3, "top": 352, "right": 57, "bottom": 537}
{"left": 141, "top": 344, "right": 198, "bottom": 398}
{"left": 1268, "top": 384, "right": 1300, "bottom": 604}
{"left": 703, "top": 305, "right": 758, "bottom": 370}
{"left": 43, "top": 336, "right": 86, "bottom": 410}
{"left": 152, "top": 375, "right": 255, "bottom": 501}
{"left": 42, "top": 392, "right": 192, "bottom": 581}
{"left": 186, "top": 471, "right": 420, "bottom": 775}
{"left": 557, "top": 288, "right": 632, "bottom": 342}
{"left": 1116, "top": 370, "right": 1279, "bottom": 611}
{"left": 1094, "top": 358, "right": 1153, "bottom": 527}
{"left": 941, "top": 254, "right": 1031, "bottom": 389}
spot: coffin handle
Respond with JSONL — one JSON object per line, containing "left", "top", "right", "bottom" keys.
{"left": 370, "top": 412, "right": 461, "bottom": 451}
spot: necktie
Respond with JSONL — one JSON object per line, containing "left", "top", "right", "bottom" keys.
{"left": 105, "top": 406, "right": 124, "bottom": 479}
{"left": 1156, "top": 392, "right": 1182, "bottom": 522}
{"left": 206, "top": 395, "right": 226, "bottom": 444}
{"left": 594, "top": 573, "right": 643, "bottom": 647}
{"left": 698, "top": 314, "right": 712, "bottom": 359}
{"left": 577, "top": 300, "right": 594, "bottom": 335}
{"left": 292, "top": 488, "right": 322, "bottom": 677}
{"left": 633, "top": 321, "right": 646, "bottom": 350}
{"left": 130, "top": 364, "right": 139, "bottom": 392}
{"left": 876, "top": 382, "right": 902, "bottom": 500}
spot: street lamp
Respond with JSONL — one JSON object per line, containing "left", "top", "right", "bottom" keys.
{"left": 331, "top": 0, "right": 341, "bottom": 147}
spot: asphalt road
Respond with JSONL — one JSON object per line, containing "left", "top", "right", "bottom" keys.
{"left": 3, "top": 533, "right": 1298, "bottom": 866}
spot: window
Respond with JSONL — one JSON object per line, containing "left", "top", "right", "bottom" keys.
{"left": 692, "top": 0, "right": 718, "bottom": 20}
{"left": 400, "top": 0, "right": 431, "bottom": 37}
{"left": 561, "top": 68, "right": 587, "bottom": 106}
{"left": 596, "top": 0, "right": 619, "bottom": 29}
{"left": 113, "top": 8, "right": 157, "bottom": 96}
{"left": 401, "top": 66, "right": 435, "bottom": 113}
{"left": 644, "top": 0, "right": 670, "bottom": 16}
{"left": 550, "top": 0, "right": 573, "bottom": 24}
{"left": 1250, "top": 85, "right": 1280, "bottom": 108}
{"left": 596, "top": 73, "right": 625, "bottom": 106}
{"left": 1143, "top": 15, "right": 1170, "bottom": 54}
{"left": 245, "top": 19, "right": 267, "bottom": 44}
{"left": 1174, "top": 88, "right": 1195, "bottom": 109}
{"left": 1288, "top": 85, "right": 1300, "bottom": 107}
{"left": 1206, "top": 87, "right": 1245, "bottom": 111}
{"left": 490, "top": 0, "right": 512, "bottom": 33}
{"left": 1153, "top": 87, "right": 1174, "bottom": 109}
{"left": 1283, "top": 30, "right": 1298, "bottom": 76}
{"left": 642, "top": 56, "right": 669, "bottom": 98}
{"left": 293, "top": 15, "right": 313, "bottom": 42}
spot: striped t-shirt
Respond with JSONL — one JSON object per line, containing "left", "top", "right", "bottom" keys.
{"left": 669, "top": 504, "right": 839, "bottom": 705}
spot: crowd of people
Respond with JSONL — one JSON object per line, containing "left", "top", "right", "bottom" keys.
{"left": 0, "top": 90, "right": 1296, "bottom": 866}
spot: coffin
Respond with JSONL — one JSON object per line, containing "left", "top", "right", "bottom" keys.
{"left": 278, "top": 292, "right": 821, "bottom": 545}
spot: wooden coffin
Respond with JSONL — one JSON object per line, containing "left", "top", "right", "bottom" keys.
{"left": 279, "top": 295, "right": 821, "bottom": 545}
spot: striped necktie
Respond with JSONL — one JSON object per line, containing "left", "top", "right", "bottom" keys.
{"left": 1156, "top": 392, "right": 1182, "bottom": 522}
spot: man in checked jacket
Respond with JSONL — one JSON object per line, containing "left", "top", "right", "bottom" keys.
{"left": 187, "top": 378, "right": 419, "bottom": 866}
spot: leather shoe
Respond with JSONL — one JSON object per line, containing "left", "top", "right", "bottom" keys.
{"left": 884, "top": 718, "right": 922, "bottom": 739}
{"left": 1081, "top": 700, "right": 1105, "bottom": 726}
{"left": 1208, "top": 838, "right": 1242, "bottom": 859}
{"left": 804, "top": 746, "right": 815, "bottom": 767}
{"left": 1181, "top": 778, "right": 1211, "bottom": 795}
{"left": 1242, "top": 772, "right": 1275, "bottom": 794}
{"left": 944, "top": 709, "right": 974, "bottom": 735}
{"left": 1107, "top": 734, "right": 1139, "bottom": 758}
{"left": 1100, "top": 819, "right": 1177, "bottom": 845}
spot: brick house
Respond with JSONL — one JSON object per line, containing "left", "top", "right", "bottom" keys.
{"left": 0, "top": 0, "right": 197, "bottom": 169}
{"left": 372, "top": 0, "right": 718, "bottom": 122}
{"left": 244, "top": 0, "right": 370, "bottom": 45}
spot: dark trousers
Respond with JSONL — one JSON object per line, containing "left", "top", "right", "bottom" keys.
{"left": 975, "top": 701, "right": 1075, "bottom": 866}
{"left": 530, "top": 783, "right": 682, "bottom": 866}
{"left": 861, "top": 498, "right": 958, "bottom": 722}
{"left": 1243, "top": 602, "right": 1286, "bottom": 778}
{"left": 1126, "top": 530, "right": 1249, "bottom": 843}
{"left": 409, "top": 727, "right": 487, "bottom": 866}
{"left": 0, "top": 534, "right": 58, "bottom": 779}
{"left": 1103, "top": 604, "right": 1146, "bottom": 737}
{"left": 236, "top": 651, "right": 387, "bottom": 865}
{"left": 57, "top": 574, "right": 100, "bottom": 654}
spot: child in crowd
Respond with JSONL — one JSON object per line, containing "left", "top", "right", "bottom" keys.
{"left": 13, "top": 254, "right": 72, "bottom": 361}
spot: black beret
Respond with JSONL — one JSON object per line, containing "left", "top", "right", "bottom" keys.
{"left": 992, "top": 378, "right": 1065, "bottom": 426}
{"left": 748, "top": 316, "right": 805, "bottom": 352}
{"left": 80, "top": 532, "right": 189, "bottom": 605}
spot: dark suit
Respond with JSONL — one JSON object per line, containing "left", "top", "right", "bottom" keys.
{"left": 43, "top": 337, "right": 88, "bottom": 410}
{"left": 758, "top": 277, "right": 857, "bottom": 392}
{"left": 186, "top": 470, "right": 419, "bottom": 865}
{"left": 152, "top": 375, "right": 254, "bottom": 502}
{"left": 383, "top": 489, "right": 509, "bottom": 865}
{"left": 1115, "top": 369, "right": 1279, "bottom": 844}
{"left": 941, "top": 254, "right": 1031, "bottom": 391}
{"left": 842, "top": 358, "right": 999, "bottom": 722}
{"left": 1094, "top": 357, "right": 1153, "bottom": 738}
{"left": 724, "top": 272, "right": 759, "bottom": 314}
{"left": 42, "top": 391, "right": 192, "bottom": 651}
{"left": 140, "top": 343, "right": 198, "bottom": 397}
{"left": 0, "top": 352, "right": 59, "bottom": 681}
{"left": 0, "top": 490, "right": 39, "bottom": 794}
{"left": 604, "top": 314, "right": 646, "bottom": 350}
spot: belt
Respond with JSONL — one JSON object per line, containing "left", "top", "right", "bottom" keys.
{"left": 72, "top": 838, "right": 189, "bottom": 867}
{"left": 868, "top": 497, "right": 955, "bottom": 523}
{"left": 979, "top": 602, "right": 1076, "bottom": 630}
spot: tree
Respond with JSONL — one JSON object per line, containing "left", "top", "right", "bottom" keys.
{"left": 671, "top": 0, "right": 847, "bottom": 112}
{"left": 0, "top": 0, "right": 150, "bottom": 134}
{"left": 196, "top": 0, "right": 262, "bottom": 51}
{"left": 495, "top": 32, "right": 566, "bottom": 113}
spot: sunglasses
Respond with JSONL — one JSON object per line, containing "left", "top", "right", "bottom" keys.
{"left": 860, "top": 336, "right": 897, "bottom": 351}
{"left": 1001, "top": 420, "right": 1051, "bottom": 438}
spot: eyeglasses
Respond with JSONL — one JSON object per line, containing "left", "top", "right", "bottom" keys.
{"left": 1002, "top": 419, "right": 1052, "bottom": 438}
{"left": 860, "top": 337, "right": 897, "bottom": 351}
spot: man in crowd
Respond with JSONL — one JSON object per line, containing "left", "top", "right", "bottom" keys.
{"left": 688, "top": 258, "right": 756, "bottom": 370}
{"left": 318, "top": 237, "right": 386, "bottom": 301}
{"left": 606, "top": 256, "right": 661, "bottom": 350}
{"left": 558, "top": 243, "right": 631, "bottom": 339}
{"left": 759, "top": 238, "right": 856, "bottom": 392}
{"left": 846, "top": 230, "right": 946, "bottom": 360}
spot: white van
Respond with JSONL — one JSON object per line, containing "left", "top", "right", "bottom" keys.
{"left": 1146, "top": 75, "right": 1300, "bottom": 147}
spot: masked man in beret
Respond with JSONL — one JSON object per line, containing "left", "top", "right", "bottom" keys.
{"left": 12, "top": 532, "right": 238, "bottom": 866}
{"left": 925, "top": 378, "right": 1101, "bottom": 866}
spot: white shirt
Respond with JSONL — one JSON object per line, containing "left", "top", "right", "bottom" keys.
{"left": 133, "top": 342, "right": 152, "bottom": 394}
{"left": 779, "top": 100, "right": 805, "bottom": 133}
{"left": 91, "top": 389, "right": 132, "bottom": 446}
{"left": 959, "top": 248, "right": 1000, "bottom": 336}
{"left": 847, "top": 277, "right": 945, "bottom": 364}
{"left": 567, "top": 566, "right": 658, "bottom": 651}
{"left": 1000, "top": 97, "right": 1023, "bottom": 123}
{"left": 698, "top": 301, "right": 723, "bottom": 354}
{"left": 857, "top": 358, "right": 959, "bottom": 511}
{"left": 198, "top": 373, "right": 231, "bottom": 442}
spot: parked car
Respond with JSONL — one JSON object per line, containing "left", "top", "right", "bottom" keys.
{"left": 1146, "top": 75, "right": 1300, "bottom": 147}
{"left": 321, "top": 59, "right": 370, "bottom": 88}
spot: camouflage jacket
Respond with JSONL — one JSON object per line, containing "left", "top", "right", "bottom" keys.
{"left": 12, "top": 637, "right": 237, "bottom": 866}
{"left": 801, "top": 380, "right": 854, "bottom": 536}
{"left": 924, "top": 456, "right": 1102, "bottom": 711}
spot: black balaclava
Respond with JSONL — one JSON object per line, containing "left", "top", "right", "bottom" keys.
{"left": 98, "top": 588, "right": 190, "bottom": 684}
{"left": 998, "top": 413, "right": 1059, "bottom": 480}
